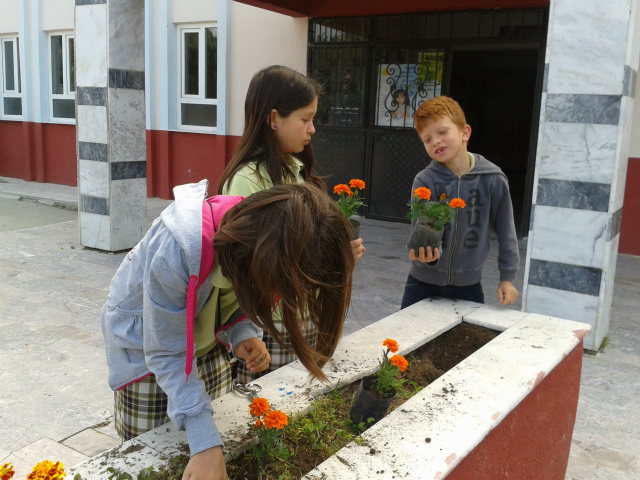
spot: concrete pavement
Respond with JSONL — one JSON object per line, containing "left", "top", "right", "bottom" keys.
{"left": 0, "top": 178, "right": 638, "bottom": 479}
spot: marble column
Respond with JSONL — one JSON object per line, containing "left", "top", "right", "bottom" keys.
{"left": 523, "top": 0, "right": 640, "bottom": 350}
{"left": 75, "top": 0, "right": 146, "bottom": 251}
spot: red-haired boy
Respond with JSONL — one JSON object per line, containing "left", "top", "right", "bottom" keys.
{"left": 402, "top": 96, "right": 519, "bottom": 308}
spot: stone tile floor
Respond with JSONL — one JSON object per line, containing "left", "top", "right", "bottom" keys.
{"left": 0, "top": 186, "right": 637, "bottom": 478}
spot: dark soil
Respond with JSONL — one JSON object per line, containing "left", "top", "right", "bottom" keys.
{"left": 227, "top": 323, "right": 499, "bottom": 480}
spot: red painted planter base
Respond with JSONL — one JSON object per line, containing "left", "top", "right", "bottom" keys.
{"left": 446, "top": 342, "right": 583, "bottom": 480}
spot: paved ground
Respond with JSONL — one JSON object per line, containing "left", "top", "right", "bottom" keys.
{"left": 0, "top": 177, "right": 638, "bottom": 479}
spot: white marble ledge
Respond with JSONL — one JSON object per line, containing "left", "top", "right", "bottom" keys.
{"left": 305, "top": 314, "right": 591, "bottom": 480}
{"left": 462, "top": 304, "right": 529, "bottom": 331}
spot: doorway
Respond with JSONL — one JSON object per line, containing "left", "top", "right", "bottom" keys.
{"left": 449, "top": 49, "right": 539, "bottom": 234}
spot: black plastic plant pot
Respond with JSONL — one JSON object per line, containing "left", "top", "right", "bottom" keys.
{"left": 349, "top": 375, "right": 396, "bottom": 425}
{"left": 349, "top": 218, "right": 361, "bottom": 240}
{"left": 406, "top": 217, "right": 444, "bottom": 253}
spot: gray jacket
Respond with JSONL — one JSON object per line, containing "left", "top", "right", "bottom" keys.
{"left": 101, "top": 180, "right": 261, "bottom": 455}
{"left": 409, "top": 153, "right": 519, "bottom": 286}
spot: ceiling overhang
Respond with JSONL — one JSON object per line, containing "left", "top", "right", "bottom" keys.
{"left": 233, "top": 0, "right": 550, "bottom": 19}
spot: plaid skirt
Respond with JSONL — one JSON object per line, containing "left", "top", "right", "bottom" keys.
{"left": 113, "top": 343, "right": 232, "bottom": 442}
{"left": 235, "top": 318, "right": 317, "bottom": 384}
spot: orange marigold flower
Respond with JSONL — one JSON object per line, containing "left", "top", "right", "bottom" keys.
{"left": 449, "top": 198, "right": 465, "bottom": 209}
{"left": 382, "top": 339, "right": 399, "bottom": 353}
{"left": 264, "top": 410, "right": 288, "bottom": 430}
{"left": 27, "top": 461, "right": 65, "bottom": 480}
{"left": 255, "top": 418, "right": 264, "bottom": 428}
{"left": 349, "top": 179, "right": 365, "bottom": 190}
{"left": 333, "top": 184, "right": 353, "bottom": 196}
{"left": 440, "top": 193, "right": 446, "bottom": 201}
{"left": 249, "top": 397, "right": 270, "bottom": 417}
{"left": 390, "top": 355, "right": 409, "bottom": 372}
{"left": 414, "top": 187, "right": 431, "bottom": 200}
{"left": 1, "top": 463, "right": 15, "bottom": 480}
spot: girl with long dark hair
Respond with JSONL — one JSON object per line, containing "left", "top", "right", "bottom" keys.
{"left": 216, "top": 65, "right": 365, "bottom": 384}
{"left": 103, "top": 182, "right": 355, "bottom": 480}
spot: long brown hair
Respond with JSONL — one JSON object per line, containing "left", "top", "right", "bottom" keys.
{"left": 216, "top": 65, "right": 325, "bottom": 195}
{"left": 214, "top": 183, "right": 354, "bottom": 381}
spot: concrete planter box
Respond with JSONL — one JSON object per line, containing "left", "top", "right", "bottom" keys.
{"left": 70, "top": 300, "right": 590, "bottom": 480}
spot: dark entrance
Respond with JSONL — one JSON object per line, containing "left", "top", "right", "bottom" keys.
{"left": 308, "top": 9, "right": 547, "bottom": 236}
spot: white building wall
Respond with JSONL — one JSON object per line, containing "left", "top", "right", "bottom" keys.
{"left": 0, "top": 0, "right": 19, "bottom": 34}
{"left": 42, "top": 0, "right": 74, "bottom": 31}
{"left": 173, "top": 0, "right": 217, "bottom": 24}
{"left": 228, "top": 1, "right": 308, "bottom": 136}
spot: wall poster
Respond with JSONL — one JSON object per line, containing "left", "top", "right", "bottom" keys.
{"left": 375, "top": 52, "right": 444, "bottom": 128}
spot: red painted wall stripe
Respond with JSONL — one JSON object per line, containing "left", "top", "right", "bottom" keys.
{"left": 445, "top": 342, "right": 583, "bottom": 480}
{"left": 620, "top": 158, "right": 640, "bottom": 256}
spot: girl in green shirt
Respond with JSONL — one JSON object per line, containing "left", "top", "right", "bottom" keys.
{"left": 216, "top": 65, "right": 365, "bottom": 383}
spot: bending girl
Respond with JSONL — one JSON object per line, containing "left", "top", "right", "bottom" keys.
{"left": 102, "top": 182, "right": 355, "bottom": 480}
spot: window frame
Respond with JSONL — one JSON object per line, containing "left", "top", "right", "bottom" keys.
{"left": 177, "top": 23, "right": 218, "bottom": 133}
{"left": 48, "top": 31, "right": 76, "bottom": 124}
{"left": 0, "top": 35, "right": 23, "bottom": 120}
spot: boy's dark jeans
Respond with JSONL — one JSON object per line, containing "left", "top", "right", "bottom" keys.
{"left": 401, "top": 274, "right": 485, "bottom": 309}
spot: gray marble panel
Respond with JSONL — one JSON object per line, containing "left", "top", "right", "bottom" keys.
{"left": 537, "top": 123, "right": 618, "bottom": 184}
{"left": 542, "top": 64, "right": 549, "bottom": 93}
{"left": 530, "top": 206, "right": 607, "bottom": 269}
{"left": 623, "top": 65, "right": 637, "bottom": 98}
{"left": 546, "top": 0, "right": 629, "bottom": 96}
{"left": 81, "top": 195, "right": 109, "bottom": 216}
{"left": 108, "top": 69, "right": 145, "bottom": 90}
{"left": 108, "top": 88, "right": 146, "bottom": 163}
{"left": 80, "top": 211, "right": 112, "bottom": 250}
{"left": 613, "top": 96, "right": 635, "bottom": 209}
{"left": 108, "top": 0, "right": 145, "bottom": 72}
{"left": 528, "top": 259, "right": 602, "bottom": 297}
{"left": 545, "top": 94, "right": 621, "bottom": 125}
{"left": 76, "top": 87, "right": 107, "bottom": 107}
{"left": 78, "top": 141, "right": 108, "bottom": 162}
{"left": 529, "top": 204, "right": 535, "bottom": 231}
{"left": 110, "top": 179, "right": 147, "bottom": 251}
{"left": 76, "top": 0, "right": 106, "bottom": 4}
{"left": 77, "top": 105, "right": 108, "bottom": 144}
{"left": 537, "top": 178, "right": 610, "bottom": 212}
{"left": 607, "top": 207, "right": 623, "bottom": 241}
{"left": 111, "top": 161, "right": 146, "bottom": 180}
{"left": 75, "top": 4, "right": 107, "bottom": 88}
{"left": 79, "top": 160, "right": 109, "bottom": 198}
{"left": 525, "top": 284, "right": 598, "bottom": 335}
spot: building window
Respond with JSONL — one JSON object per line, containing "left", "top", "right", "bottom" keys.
{"left": 49, "top": 32, "right": 75, "bottom": 122}
{"left": 179, "top": 25, "right": 217, "bottom": 131}
{"left": 1, "top": 36, "right": 22, "bottom": 118}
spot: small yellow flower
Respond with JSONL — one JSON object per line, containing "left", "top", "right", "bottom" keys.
{"left": 1, "top": 463, "right": 15, "bottom": 480}
{"left": 27, "top": 460, "right": 65, "bottom": 480}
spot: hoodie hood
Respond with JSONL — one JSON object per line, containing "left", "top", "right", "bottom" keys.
{"left": 161, "top": 180, "right": 210, "bottom": 279}
{"left": 426, "top": 153, "right": 506, "bottom": 179}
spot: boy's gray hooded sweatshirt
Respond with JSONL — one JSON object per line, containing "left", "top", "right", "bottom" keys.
{"left": 409, "top": 153, "right": 519, "bottom": 286}
{"left": 101, "top": 180, "right": 261, "bottom": 455}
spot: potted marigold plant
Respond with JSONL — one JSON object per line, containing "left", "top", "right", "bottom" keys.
{"left": 349, "top": 339, "right": 408, "bottom": 425}
{"left": 333, "top": 179, "right": 366, "bottom": 239}
{"left": 406, "top": 188, "right": 465, "bottom": 253}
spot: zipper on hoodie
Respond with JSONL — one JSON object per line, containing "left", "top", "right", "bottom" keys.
{"left": 447, "top": 177, "right": 462, "bottom": 284}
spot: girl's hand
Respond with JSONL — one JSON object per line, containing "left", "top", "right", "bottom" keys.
{"left": 409, "top": 247, "right": 439, "bottom": 263}
{"left": 182, "top": 446, "right": 227, "bottom": 480}
{"left": 351, "top": 238, "right": 365, "bottom": 261}
{"left": 235, "top": 337, "right": 271, "bottom": 373}
{"left": 497, "top": 281, "right": 518, "bottom": 305}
